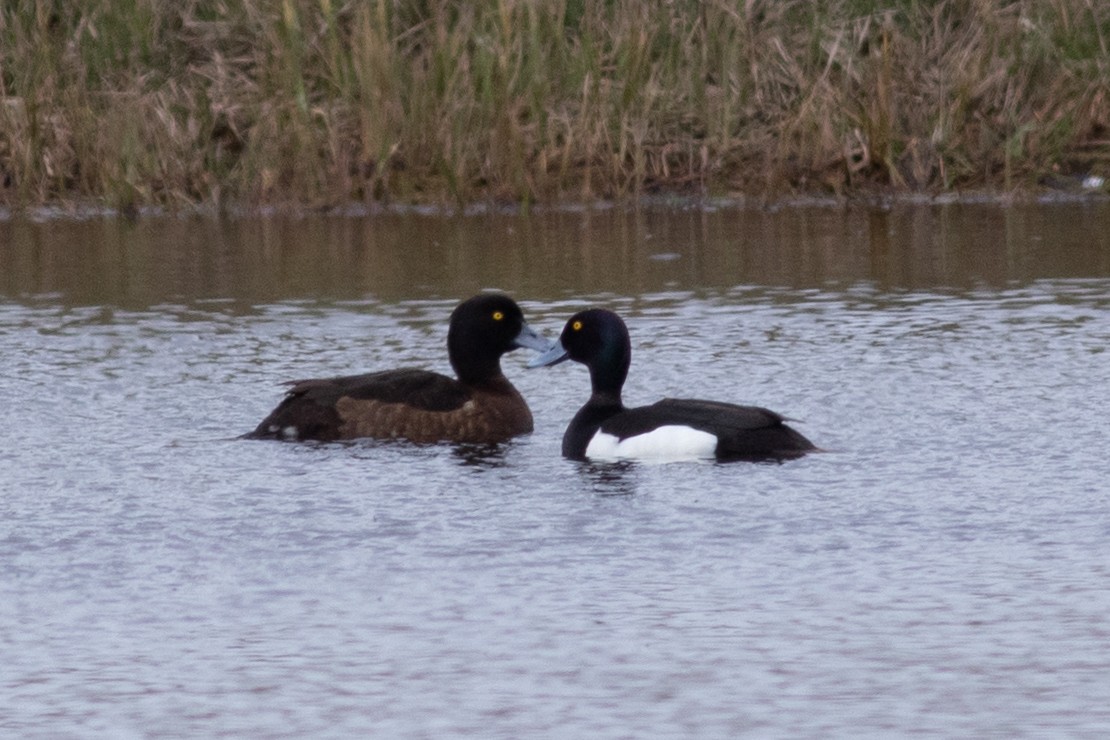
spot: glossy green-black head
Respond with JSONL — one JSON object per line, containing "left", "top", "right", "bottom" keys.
{"left": 448, "top": 293, "right": 552, "bottom": 384}
{"left": 528, "top": 308, "right": 631, "bottom": 396}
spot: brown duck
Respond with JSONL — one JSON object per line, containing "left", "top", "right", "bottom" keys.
{"left": 245, "top": 293, "right": 552, "bottom": 444}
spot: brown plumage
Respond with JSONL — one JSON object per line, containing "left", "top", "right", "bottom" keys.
{"left": 244, "top": 294, "right": 551, "bottom": 444}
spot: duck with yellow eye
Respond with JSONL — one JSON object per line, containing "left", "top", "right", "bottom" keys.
{"left": 529, "top": 308, "right": 817, "bottom": 462}
{"left": 246, "top": 293, "right": 553, "bottom": 443}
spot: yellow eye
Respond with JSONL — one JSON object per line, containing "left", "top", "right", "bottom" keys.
{"left": 492, "top": 311, "right": 504, "bottom": 321}
{"left": 572, "top": 320, "right": 583, "bottom": 331}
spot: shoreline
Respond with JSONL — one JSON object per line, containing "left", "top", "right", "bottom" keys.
{"left": 3, "top": 3, "right": 1108, "bottom": 213}
{"left": 3, "top": 186, "right": 1108, "bottom": 224}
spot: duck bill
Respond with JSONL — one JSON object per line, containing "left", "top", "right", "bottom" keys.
{"left": 513, "top": 322, "right": 557, "bottom": 354}
{"left": 526, "top": 339, "right": 570, "bottom": 368}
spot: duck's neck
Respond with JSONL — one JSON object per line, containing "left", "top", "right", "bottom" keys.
{"left": 587, "top": 386, "right": 624, "bottom": 410}
{"left": 587, "top": 336, "right": 630, "bottom": 405}
{"left": 448, "top": 327, "right": 504, "bottom": 386}
{"left": 452, "top": 356, "right": 504, "bottom": 386}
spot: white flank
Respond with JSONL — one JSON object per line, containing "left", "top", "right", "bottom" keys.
{"left": 585, "top": 425, "right": 717, "bottom": 462}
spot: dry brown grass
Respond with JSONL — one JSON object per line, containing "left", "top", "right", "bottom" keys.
{"left": 1, "top": 0, "right": 1108, "bottom": 209}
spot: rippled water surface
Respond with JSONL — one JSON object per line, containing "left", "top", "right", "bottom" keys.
{"left": 3, "top": 202, "right": 1110, "bottom": 737}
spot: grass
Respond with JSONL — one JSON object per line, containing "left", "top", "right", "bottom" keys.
{"left": 1, "top": 0, "right": 1108, "bottom": 210}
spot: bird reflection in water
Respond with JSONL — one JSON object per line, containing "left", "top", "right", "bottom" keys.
{"left": 451, "top": 442, "right": 510, "bottom": 469}
{"left": 579, "top": 460, "right": 637, "bottom": 497}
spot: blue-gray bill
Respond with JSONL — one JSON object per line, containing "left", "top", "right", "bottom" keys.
{"left": 513, "top": 324, "right": 556, "bottom": 354}
{"left": 527, "top": 339, "right": 569, "bottom": 368}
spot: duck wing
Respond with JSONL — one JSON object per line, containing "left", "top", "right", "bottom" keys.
{"left": 246, "top": 369, "right": 471, "bottom": 441}
{"left": 604, "top": 398, "right": 815, "bottom": 459}
{"left": 284, "top": 368, "right": 470, "bottom": 412}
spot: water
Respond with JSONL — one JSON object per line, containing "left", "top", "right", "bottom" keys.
{"left": 2, "top": 202, "right": 1110, "bottom": 737}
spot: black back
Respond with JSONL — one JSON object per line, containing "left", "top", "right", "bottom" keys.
{"left": 601, "top": 398, "right": 815, "bottom": 461}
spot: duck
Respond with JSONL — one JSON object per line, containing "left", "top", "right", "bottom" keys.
{"left": 245, "top": 293, "right": 552, "bottom": 443}
{"left": 528, "top": 308, "right": 816, "bottom": 462}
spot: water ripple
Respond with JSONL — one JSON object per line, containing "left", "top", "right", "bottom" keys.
{"left": 3, "top": 277, "right": 1110, "bottom": 737}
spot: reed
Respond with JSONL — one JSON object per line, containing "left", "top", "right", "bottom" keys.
{"left": 1, "top": 0, "right": 1107, "bottom": 209}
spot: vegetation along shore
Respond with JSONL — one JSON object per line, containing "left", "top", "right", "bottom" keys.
{"left": 1, "top": 1, "right": 1108, "bottom": 211}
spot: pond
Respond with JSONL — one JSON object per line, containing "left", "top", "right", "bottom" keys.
{"left": 3, "top": 200, "right": 1110, "bottom": 736}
